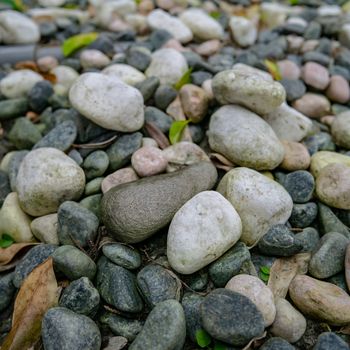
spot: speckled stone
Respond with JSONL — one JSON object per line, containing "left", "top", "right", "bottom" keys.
{"left": 154, "top": 85, "right": 177, "bottom": 110}
{"left": 42, "top": 307, "right": 101, "bottom": 350}
{"left": 144, "top": 106, "right": 173, "bottom": 133}
{"left": 102, "top": 243, "right": 141, "bottom": 270}
{"left": 0, "top": 272, "right": 15, "bottom": 312}
{"left": 101, "top": 168, "right": 139, "bottom": 193}
{"left": 181, "top": 293, "right": 204, "bottom": 342}
{"left": 289, "top": 202, "right": 318, "bottom": 228}
{"left": 318, "top": 203, "right": 350, "bottom": 238}
{"left": 83, "top": 150, "right": 109, "bottom": 180}
{"left": 8, "top": 117, "right": 42, "bottom": 150}
{"left": 283, "top": 170, "right": 315, "bottom": 203}
{"left": 96, "top": 256, "right": 143, "bottom": 313}
{"left": 260, "top": 337, "right": 295, "bottom": 350}
{"left": 313, "top": 332, "right": 350, "bottom": 350}
{"left": 0, "top": 98, "right": 28, "bottom": 120}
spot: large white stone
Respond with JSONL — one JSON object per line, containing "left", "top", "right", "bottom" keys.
{"left": 229, "top": 16, "right": 257, "bottom": 47}
{"left": 262, "top": 103, "right": 313, "bottom": 142}
{"left": 212, "top": 69, "right": 286, "bottom": 115}
{"left": 226, "top": 274, "right": 276, "bottom": 327}
{"left": 69, "top": 72, "right": 144, "bottom": 132}
{"left": 16, "top": 148, "right": 86, "bottom": 217}
{"left": 167, "top": 191, "right": 242, "bottom": 274}
{"left": 147, "top": 9, "right": 193, "bottom": 43}
{"left": 145, "top": 48, "right": 188, "bottom": 86}
{"left": 217, "top": 167, "right": 293, "bottom": 247}
{"left": 0, "top": 69, "right": 43, "bottom": 99}
{"left": 102, "top": 64, "right": 146, "bottom": 86}
{"left": 179, "top": 9, "right": 224, "bottom": 41}
{"left": 208, "top": 105, "right": 285, "bottom": 170}
{"left": 0, "top": 10, "right": 40, "bottom": 44}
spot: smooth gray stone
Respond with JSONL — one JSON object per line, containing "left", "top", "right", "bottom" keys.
{"left": 82, "top": 150, "right": 109, "bottom": 180}
{"left": 289, "top": 202, "right": 318, "bottom": 228}
{"left": 102, "top": 243, "right": 141, "bottom": 270}
{"left": 154, "top": 84, "right": 177, "bottom": 110}
{"left": 8, "top": 117, "right": 42, "bottom": 149}
{"left": 144, "top": 106, "right": 173, "bottom": 133}
{"left": 41, "top": 307, "right": 101, "bottom": 350}
{"left": 0, "top": 98, "right": 28, "bottom": 120}
{"left": 283, "top": 170, "right": 315, "bottom": 204}
{"left": 129, "top": 300, "right": 186, "bottom": 350}
{"left": 313, "top": 332, "right": 350, "bottom": 350}
{"left": 135, "top": 76, "right": 160, "bottom": 102}
{"left": 295, "top": 227, "right": 320, "bottom": 253}
{"left": 0, "top": 272, "right": 15, "bottom": 312}
{"left": 7, "top": 150, "right": 29, "bottom": 192}
{"left": 260, "top": 337, "right": 295, "bottom": 350}
{"left": 182, "top": 292, "right": 204, "bottom": 342}
{"left": 79, "top": 194, "right": 102, "bottom": 219}
{"left": 28, "top": 80, "right": 54, "bottom": 113}
{"left": 0, "top": 171, "right": 11, "bottom": 207}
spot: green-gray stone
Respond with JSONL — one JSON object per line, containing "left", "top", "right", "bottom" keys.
{"left": 100, "top": 313, "right": 144, "bottom": 341}
{"left": 101, "top": 161, "right": 217, "bottom": 243}
{"left": 8, "top": 117, "right": 42, "bottom": 149}
{"left": 7, "top": 150, "right": 29, "bottom": 192}
{"left": 85, "top": 177, "right": 103, "bottom": 196}
{"left": 309, "top": 232, "right": 349, "bottom": 279}
{"left": 96, "top": 256, "right": 143, "bottom": 313}
{"left": 0, "top": 272, "right": 15, "bottom": 312}
{"left": 107, "top": 132, "right": 142, "bottom": 171}
{"left": 0, "top": 98, "right": 28, "bottom": 120}
{"left": 209, "top": 242, "right": 250, "bottom": 287}
{"left": 144, "top": 106, "right": 173, "bottom": 133}
{"left": 154, "top": 85, "right": 177, "bottom": 111}
{"left": 83, "top": 150, "right": 109, "bottom": 180}
{"left": 52, "top": 245, "right": 97, "bottom": 281}
{"left": 183, "top": 269, "right": 208, "bottom": 291}
{"left": 135, "top": 76, "right": 160, "bottom": 102}
{"left": 182, "top": 292, "right": 204, "bottom": 342}
{"left": 80, "top": 194, "right": 101, "bottom": 219}
{"left": 289, "top": 203, "right": 318, "bottom": 228}
{"left": 33, "top": 120, "right": 77, "bottom": 152}
{"left": 129, "top": 299, "right": 186, "bottom": 350}
{"left": 137, "top": 264, "right": 182, "bottom": 308}
{"left": 126, "top": 46, "right": 152, "bottom": 72}
{"left": 0, "top": 171, "right": 11, "bottom": 208}
{"left": 57, "top": 201, "right": 99, "bottom": 248}
{"left": 102, "top": 243, "right": 141, "bottom": 270}
{"left": 59, "top": 277, "right": 100, "bottom": 315}
{"left": 326, "top": 273, "right": 349, "bottom": 292}
{"left": 313, "top": 332, "right": 350, "bottom": 350}
{"left": 42, "top": 307, "right": 101, "bottom": 350}
{"left": 260, "top": 337, "right": 295, "bottom": 350}
{"left": 295, "top": 227, "right": 320, "bottom": 253}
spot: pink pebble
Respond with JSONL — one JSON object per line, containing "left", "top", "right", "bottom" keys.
{"left": 301, "top": 62, "right": 330, "bottom": 90}
{"left": 131, "top": 147, "right": 168, "bottom": 177}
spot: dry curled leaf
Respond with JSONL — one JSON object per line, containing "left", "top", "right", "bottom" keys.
{"left": 144, "top": 122, "right": 170, "bottom": 149}
{"left": 1, "top": 258, "right": 60, "bottom": 350}
{"left": 209, "top": 153, "right": 234, "bottom": 172}
{"left": 242, "top": 331, "right": 267, "bottom": 350}
{"left": 268, "top": 253, "right": 311, "bottom": 299}
{"left": 0, "top": 243, "right": 40, "bottom": 266}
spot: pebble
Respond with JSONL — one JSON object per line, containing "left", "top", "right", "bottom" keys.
{"left": 278, "top": 60, "right": 301, "bottom": 80}
{"left": 30, "top": 213, "right": 59, "bottom": 244}
{"left": 135, "top": 76, "right": 160, "bottom": 101}
{"left": 326, "top": 75, "right": 350, "bottom": 103}
{"left": 0, "top": 273, "right": 15, "bottom": 312}
{"left": 147, "top": 9, "right": 192, "bottom": 43}
{"left": 0, "top": 171, "right": 11, "bottom": 207}
{"left": 0, "top": 69, "right": 43, "bottom": 99}
{"left": 0, "top": 10, "right": 40, "bottom": 44}
{"left": 96, "top": 256, "right": 143, "bottom": 313}
{"left": 208, "top": 241, "right": 251, "bottom": 287}
{"left": 37, "top": 56, "right": 58, "bottom": 72}
{"left": 154, "top": 84, "right": 178, "bottom": 110}
{"left": 42, "top": 307, "right": 101, "bottom": 350}
{"left": 8, "top": 117, "right": 42, "bottom": 150}
{"left": 289, "top": 203, "right": 318, "bottom": 228}
{"left": 28, "top": 80, "right": 54, "bottom": 113}
{"left": 318, "top": 203, "right": 350, "bottom": 238}
{"left": 229, "top": 16, "right": 257, "bottom": 47}
{"left": 292, "top": 93, "right": 331, "bottom": 118}
{"left": 101, "top": 168, "right": 139, "bottom": 193}
{"left": 280, "top": 141, "right": 311, "bottom": 171}
{"left": 167, "top": 191, "right": 242, "bottom": 274}
{"left": 131, "top": 146, "right": 168, "bottom": 177}
{"left": 217, "top": 167, "right": 293, "bottom": 247}
{"left": 289, "top": 275, "right": 350, "bottom": 325}
{"left": 226, "top": 274, "right": 276, "bottom": 327}
{"left": 314, "top": 332, "right": 350, "bottom": 350}
{"left": 208, "top": 105, "right": 284, "bottom": 170}
{"left": 102, "top": 243, "right": 141, "bottom": 270}
{"left": 101, "top": 162, "right": 217, "bottom": 243}
{"left": 283, "top": 170, "right": 315, "bottom": 203}
{"left": 83, "top": 150, "right": 109, "bottom": 180}
{"left": 69, "top": 72, "right": 144, "bottom": 132}
{"left": 126, "top": 46, "right": 152, "bottom": 72}
{"left": 0, "top": 98, "right": 28, "bottom": 120}
{"left": 280, "top": 79, "right": 306, "bottom": 102}
{"left": 16, "top": 148, "right": 85, "bottom": 216}
{"left": 51, "top": 65, "right": 79, "bottom": 96}
{"left": 80, "top": 49, "right": 110, "bottom": 69}
{"left": 316, "top": 163, "right": 350, "bottom": 210}
{"left": 144, "top": 106, "right": 172, "bottom": 133}
{"left": 260, "top": 337, "right": 295, "bottom": 350}
{"left": 200, "top": 288, "right": 265, "bottom": 347}
{"left": 309, "top": 232, "right": 349, "bottom": 279}
{"left": 181, "top": 293, "right": 204, "bottom": 342}
{"left": 301, "top": 62, "right": 330, "bottom": 90}
{"left": 331, "top": 112, "right": 350, "bottom": 149}
{"left": 59, "top": 277, "right": 100, "bottom": 316}
{"left": 212, "top": 69, "right": 286, "bottom": 115}
{"left": 0, "top": 192, "right": 34, "bottom": 243}
{"left": 145, "top": 48, "right": 189, "bottom": 86}
{"left": 85, "top": 178, "right": 103, "bottom": 196}
{"left": 179, "top": 9, "right": 224, "bottom": 41}
{"left": 7, "top": 150, "right": 28, "bottom": 192}
{"left": 102, "top": 64, "right": 146, "bottom": 86}
{"left": 80, "top": 194, "right": 101, "bottom": 218}
{"left": 129, "top": 300, "right": 186, "bottom": 350}
{"left": 270, "top": 298, "right": 306, "bottom": 343}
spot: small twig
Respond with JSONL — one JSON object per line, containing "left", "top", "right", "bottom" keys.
{"left": 290, "top": 228, "right": 303, "bottom": 232}
{"left": 72, "top": 135, "right": 118, "bottom": 149}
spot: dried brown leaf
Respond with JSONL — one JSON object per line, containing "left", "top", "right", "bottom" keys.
{"left": 144, "top": 122, "right": 170, "bottom": 149}
{"left": 242, "top": 331, "right": 267, "bottom": 350}
{"left": 1, "top": 258, "right": 60, "bottom": 350}
{"left": 0, "top": 243, "right": 40, "bottom": 266}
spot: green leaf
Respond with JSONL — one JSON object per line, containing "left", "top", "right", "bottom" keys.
{"left": 214, "top": 340, "right": 227, "bottom": 350}
{"left": 134, "top": 0, "right": 142, "bottom": 4}
{"left": 289, "top": 0, "right": 299, "bottom": 5}
{"left": 264, "top": 59, "right": 282, "bottom": 81}
{"left": 209, "top": 11, "right": 221, "bottom": 20}
{"left": 62, "top": 32, "right": 99, "bottom": 57}
{"left": 0, "top": 234, "right": 15, "bottom": 248}
{"left": 260, "top": 266, "right": 270, "bottom": 275}
{"left": 195, "top": 329, "right": 211, "bottom": 348}
{"left": 174, "top": 67, "right": 193, "bottom": 91}
{"left": 169, "top": 120, "right": 191, "bottom": 145}
{"left": 1, "top": 0, "right": 26, "bottom": 11}
{"left": 260, "top": 272, "right": 269, "bottom": 282}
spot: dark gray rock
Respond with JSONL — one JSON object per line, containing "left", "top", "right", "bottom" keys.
{"left": 260, "top": 337, "right": 295, "bottom": 350}
{"left": 28, "top": 80, "right": 54, "bottom": 113}
{"left": 8, "top": 117, "right": 42, "bottom": 150}
{"left": 13, "top": 244, "right": 57, "bottom": 288}
{"left": 200, "top": 288, "right": 265, "bottom": 347}
{"left": 303, "top": 132, "right": 335, "bottom": 155}
{"left": 294, "top": 227, "right": 320, "bottom": 253}
{"left": 309, "top": 232, "right": 349, "bottom": 279}
{"left": 134, "top": 76, "right": 160, "bottom": 102}
{"left": 33, "top": 120, "right": 77, "bottom": 152}
{"left": 144, "top": 106, "right": 173, "bottom": 133}
{"left": 126, "top": 46, "right": 152, "bottom": 72}
{"left": 102, "top": 243, "right": 141, "bottom": 270}
{"left": 304, "top": 22, "right": 321, "bottom": 40}
{"left": 182, "top": 292, "right": 204, "bottom": 342}
{"left": 101, "top": 161, "right": 217, "bottom": 243}
{"left": 100, "top": 313, "right": 144, "bottom": 341}
{"left": 0, "top": 171, "right": 11, "bottom": 207}
{"left": 129, "top": 299, "right": 186, "bottom": 350}
{"left": 208, "top": 242, "right": 250, "bottom": 287}
{"left": 79, "top": 194, "right": 101, "bottom": 219}
{"left": 106, "top": 132, "right": 142, "bottom": 171}
{"left": 302, "top": 52, "right": 331, "bottom": 66}
{"left": 42, "top": 307, "right": 101, "bottom": 350}
{"left": 8, "top": 150, "right": 29, "bottom": 191}
{"left": 59, "top": 277, "right": 100, "bottom": 315}
{"left": 313, "top": 332, "right": 350, "bottom": 350}
{"left": 154, "top": 85, "right": 177, "bottom": 110}
{"left": 283, "top": 170, "right": 315, "bottom": 203}
{"left": 149, "top": 29, "right": 173, "bottom": 50}
{"left": 280, "top": 79, "right": 306, "bottom": 102}
{"left": 52, "top": 245, "right": 96, "bottom": 281}
{"left": 183, "top": 269, "right": 208, "bottom": 291}
{"left": 0, "top": 272, "right": 15, "bottom": 312}
{"left": 82, "top": 150, "right": 109, "bottom": 180}
{"left": 289, "top": 202, "right": 318, "bottom": 228}
{"left": 57, "top": 201, "right": 99, "bottom": 248}
{"left": 191, "top": 71, "right": 213, "bottom": 86}
{"left": 0, "top": 98, "right": 28, "bottom": 120}
{"left": 96, "top": 256, "right": 143, "bottom": 313}
{"left": 137, "top": 264, "right": 182, "bottom": 308}
{"left": 258, "top": 224, "right": 303, "bottom": 257}
{"left": 329, "top": 65, "right": 350, "bottom": 81}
